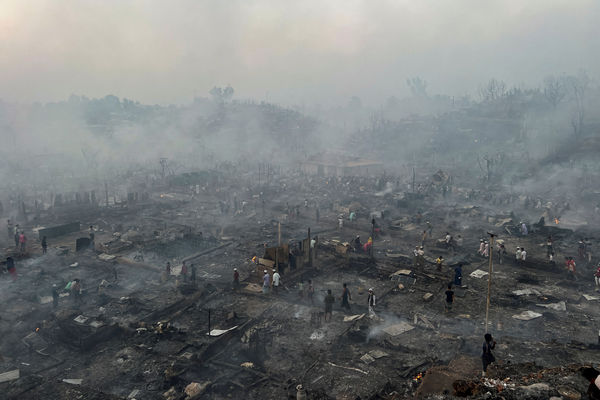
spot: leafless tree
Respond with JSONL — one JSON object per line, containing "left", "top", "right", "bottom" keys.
{"left": 478, "top": 79, "right": 507, "bottom": 102}
{"left": 406, "top": 77, "right": 428, "bottom": 97}
{"left": 543, "top": 75, "right": 567, "bottom": 108}
{"left": 565, "top": 71, "right": 589, "bottom": 137}
{"left": 209, "top": 85, "right": 235, "bottom": 103}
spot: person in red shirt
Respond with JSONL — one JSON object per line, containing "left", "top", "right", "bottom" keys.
{"left": 567, "top": 257, "right": 577, "bottom": 280}
{"left": 233, "top": 268, "right": 240, "bottom": 290}
{"left": 180, "top": 262, "right": 188, "bottom": 282}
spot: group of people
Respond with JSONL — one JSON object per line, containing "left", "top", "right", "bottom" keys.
{"left": 165, "top": 261, "right": 197, "bottom": 283}
{"left": 323, "top": 285, "right": 376, "bottom": 321}
{"left": 261, "top": 268, "right": 281, "bottom": 294}
{"left": 8, "top": 220, "right": 28, "bottom": 254}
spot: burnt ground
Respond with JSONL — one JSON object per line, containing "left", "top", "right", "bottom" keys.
{"left": 1, "top": 168, "right": 599, "bottom": 399}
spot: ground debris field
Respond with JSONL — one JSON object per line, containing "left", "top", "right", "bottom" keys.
{"left": 0, "top": 162, "right": 599, "bottom": 400}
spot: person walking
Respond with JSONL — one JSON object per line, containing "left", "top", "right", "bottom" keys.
{"left": 481, "top": 333, "right": 497, "bottom": 377}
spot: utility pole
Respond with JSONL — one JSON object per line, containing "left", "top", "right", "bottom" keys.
{"left": 207, "top": 309, "right": 211, "bottom": 336}
{"left": 370, "top": 217, "right": 375, "bottom": 260}
{"left": 485, "top": 232, "right": 495, "bottom": 332}
{"left": 307, "top": 227, "right": 312, "bottom": 268}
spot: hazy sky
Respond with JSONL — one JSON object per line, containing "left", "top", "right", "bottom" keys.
{"left": 1, "top": 0, "right": 598, "bottom": 105}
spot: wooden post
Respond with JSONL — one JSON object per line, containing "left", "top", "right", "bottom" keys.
{"left": 278, "top": 222, "right": 281, "bottom": 246}
{"left": 307, "top": 227, "right": 312, "bottom": 268}
{"left": 370, "top": 217, "right": 375, "bottom": 260}
{"left": 105, "top": 182, "right": 109, "bottom": 207}
{"left": 485, "top": 233, "right": 495, "bottom": 332}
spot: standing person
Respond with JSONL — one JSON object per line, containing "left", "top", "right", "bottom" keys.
{"left": 595, "top": 263, "right": 600, "bottom": 292}
{"left": 454, "top": 264, "right": 463, "bottom": 286}
{"left": 14, "top": 229, "right": 19, "bottom": 248}
{"left": 413, "top": 246, "right": 420, "bottom": 268}
{"left": 324, "top": 289, "right": 335, "bottom": 322}
{"left": 19, "top": 232, "right": 27, "bottom": 253}
{"left": 52, "top": 284, "right": 59, "bottom": 308}
{"left": 516, "top": 247, "right": 522, "bottom": 263}
{"left": 435, "top": 256, "right": 444, "bottom": 272}
{"left": 520, "top": 248, "right": 527, "bottom": 262}
{"left": 456, "top": 234, "right": 463, "bottom": 248}
{"left": 190, "top": 263, "right": 197, "bottom": 284}
{"left": 272, "top": 269, "right": 280, "bottom": 295}
{"left": 180, "top": 262, "right": 188, "bottom": 282}
{"left": 579, "top": 239, "right": 586, "bottom": 259}
{"left": 262, "top": 270, "right": 270, "bottom": 294}
{"left": 421, "top": 230, "right": 427, "bottom": 247}
{"left": 585, "top": 238, "right": 593, "bottom": 263}
{"left": 232, "top": 268, "right": 240, "bottom": 290}
{"left": 89, "top": 225, "right": 95, "bottom": 249}
{"left": 6, "top": 257, "right": 16, "bottom": 282}
{"left": 444, "top": 284, "right": 454, "bottom": 313}
{"left": 546, "top": 237, "right": 554, "bottom": 261}
{"left": 520, "top": 222, "right": 528, "bottom": 236}
{"left": 165, "top": 262, "right": 171, "bottom": 278}
{"left": 341, "top": 283, "right": 352, "bottom": 312}
{"left": 307, "top": 279, "right": 315, "bottom": 305}
{"left": 41, "top": 236, "right": 48, "bottom": 254}
{"left": 567, "top": 257, "right": 577, "bottom": 280}
{"left": 6, "top": 219, "right": 12, "bottom": 241}
{"left": 445, "top": 232, "right": 453, "bottom": 250}
{"left": 478, "top": 239, "right": 485, "bottom": 256}
{"left": 426, "top": 221, "right": 433, "bottom": 237}
{"left": 338, "top": 216, "right": 344, "bottom": 230}
{"left": 482, "top": 241, "right": 489, "bottom": 257}
{"left": 417, "top": 246, "right": 425, "bottom": 267}
{"left": 367, "top": 288, "right": 376, "bottom": 316}
{"left": 481, "top": 333, "right": 497, "bottom": 377}
{"left": 315, "top": 208, "right": 320, "bottom": 223}
{"left": 497, "top": 243, "right": 506, "bottom": 264}
{"left": 71, "top": 279, "right": 82, "bottom": 303}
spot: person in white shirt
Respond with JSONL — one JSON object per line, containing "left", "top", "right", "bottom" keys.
{"left": 520, "top": 248, "right": 527, "bottom": 261}
{"left": 272, "top": 269, "right": 281, "bottom": 294}
{"left": 367, "top": 288, "right": 376, "bottom": 316}
{"left": 516, "top": 247, "right": 522, "bottom": 262}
